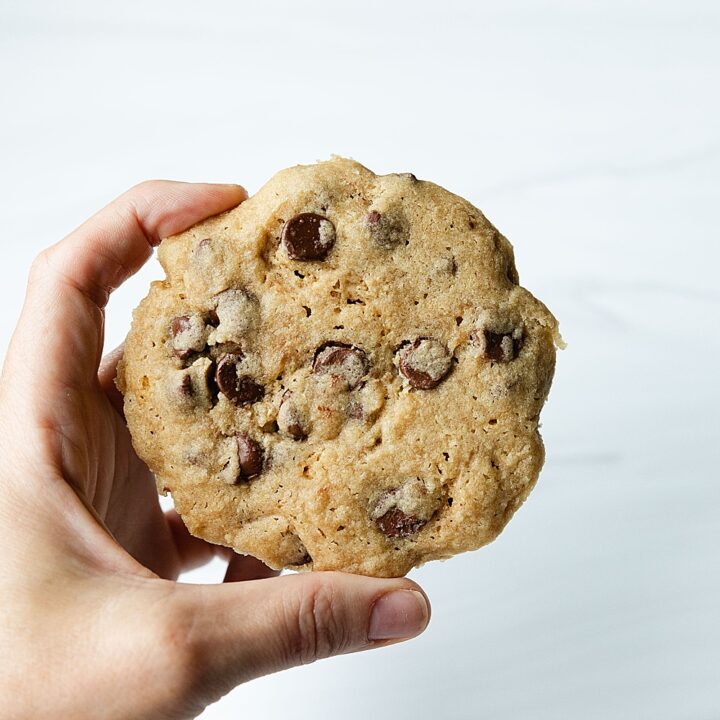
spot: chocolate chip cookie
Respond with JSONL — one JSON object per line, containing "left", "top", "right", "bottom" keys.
{"left": 117, "top": 157, "right": 561, "bottom": 577}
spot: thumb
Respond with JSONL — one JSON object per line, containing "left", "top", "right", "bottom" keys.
{"left": 165, "top": 571, "right": 430, "bottom": 705}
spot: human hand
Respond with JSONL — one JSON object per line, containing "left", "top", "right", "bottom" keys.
{"left": 0, "top": 181, "right": 430, "bottom": 719}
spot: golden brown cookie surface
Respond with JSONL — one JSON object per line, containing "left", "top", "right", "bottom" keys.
{"left": 118, "top": 158, "right": 560, "bottom": 577}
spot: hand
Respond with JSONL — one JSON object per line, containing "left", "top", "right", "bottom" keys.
{"left": 0, "top": 181, "right": 430, "bottom": 719}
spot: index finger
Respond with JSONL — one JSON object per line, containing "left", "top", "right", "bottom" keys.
{"left": 4, "top": 180, "right": 246, "bottom": 392}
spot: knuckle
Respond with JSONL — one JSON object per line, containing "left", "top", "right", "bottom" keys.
{"left": 129, "top": 178, "right": 165, "bottom": 195}
{"left": 284, "top": 580, "right": 348, "bottom": 665}
{"left": 29, "top": 247, "right": 53, "bottom": 281}
{"left": 116, "top": 181, "right": 168, "bottom": 245}
{"left": 123, "top": 179, "right": 172, "bottom": 214}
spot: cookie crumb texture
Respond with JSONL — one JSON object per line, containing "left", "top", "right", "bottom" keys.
{"left": 118, "top": 158, "right": 560, "bottom": 577}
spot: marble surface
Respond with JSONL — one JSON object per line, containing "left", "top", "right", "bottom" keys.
{"left": 1, "top": 1, "right": 718, "bottom": 718}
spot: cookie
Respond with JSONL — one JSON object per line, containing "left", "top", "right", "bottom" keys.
{"left": 117, "top": 157, "right": 561, "bottom": 578}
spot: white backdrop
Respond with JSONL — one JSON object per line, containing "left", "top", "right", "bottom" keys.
{"left": 1, "top": 1, "right": 719, "bottom": 718}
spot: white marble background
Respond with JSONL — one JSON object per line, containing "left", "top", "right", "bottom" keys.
{"left": 1, "top": 1, "right": 718, "bottom": 718}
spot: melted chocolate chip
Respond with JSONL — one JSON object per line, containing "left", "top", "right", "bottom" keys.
{"left": 312, "top": 343, "right": 369, "bottom": 390}
{"left": 170, "top": 314, "right": 208, "bottom": 361}
{"left": 237, "top": 434, "right": 264, "bottom": 479}
{"left": 215, "top": 354, "right": 264, "bottom": 405}
{"left": 170, "top": 316, "right": 192, "bottom": 360}
{"left": 365, "top": 210, "right": 408, "bottom": 248}
{"left": 281, "top": 213, "right": 336, "bottom": 261}
{"left": 286, "top": 420, "right": 306, "bottom": 440}
{"left": 398, "top": 338, "right": 452, "bottom": 389}
{"left": 375, "top": 508, "right": 427, "bottom": 538}
{"left": 178, "top": 373, "right": 194, "bottom": 397}
{"left": 372, "top": 478, "right": 441, "bottom": 538}
{"left": 485, "top": 331, "right": 516, "bottom": 362}
{"left": 472, "top": 328, "right": 522, "bottom": 363}
{"left": 278, "top": 390, "right": 308, "bottom": 440}
{"left": 171, "top": 315, "right": 190, "bottom": 336}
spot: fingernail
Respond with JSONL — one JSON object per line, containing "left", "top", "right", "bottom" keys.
{"left": 368, "top": 589, "right": 429, "bottom": 641}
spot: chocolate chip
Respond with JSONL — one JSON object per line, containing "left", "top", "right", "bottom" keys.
{"left": 312, "top": 343, "right": 369, "bottom": 390}
{"left": 372, "top": 478, "right": 441, "bottom": 538}
{"left": 170, "top": 314, "right": 208, "bottom": 360}
{"left": 286, "top": 420, "right": 306, "bottom": 440}
{"left": 285, "top": 536, "right": 312, "bottom": 566}
{"left": 288, "top": 551, "right": 312, "bottom": 567}
{"left": 485, "top": 331, "right": 517, "bottom": 362}
{"left": 220, "top": 435, "right": 265, "bottom": 485}
{"left": 170, "top": 358, "right": 214, "bottom": 408}
{"left": 278, "top": 390, "right": 308, "bottom": 440}
{"left": 281, "top": 213, "right": 336, "bottom": 261}
{"left": 237, "top": 434, "right": 264, "bottom": 479}
{"left": 375, "top": 508, "right": 427, "bottom": 538}
{"left": 215, "top": 354, "right": 264, "bottom": 405}
{"left": 365, "top": 210, "right": 408, "bottom": 248}
{"left": 170, "top": 316, "right": 192, "bottom": 360}
{"left": 397, "top": 338, "right": 452, "bottom": 389}
{"left": 218, "top": 437, "right": 240, "bottom": 485}
{"left": 171, "top": 315, "right": 191, "bottom": 336}
{"left": 178, "top": 373, "right": 194, "bottom": 397}
{"left": 471, "top": 328, "right": 522, "bottom": 363}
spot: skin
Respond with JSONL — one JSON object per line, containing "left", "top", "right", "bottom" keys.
{"left": 0, "top": 181, "right": 430, "bottom": 720}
